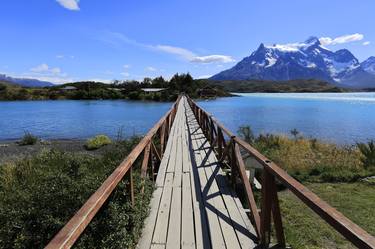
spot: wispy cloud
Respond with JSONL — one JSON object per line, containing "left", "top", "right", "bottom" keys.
{"left": 56, "top": 55, "right": 75, "bottom": 59}
{"left": 56, "top": 0, "right": 80, "bottom": 11}
{"left": 191, "top": 55, "right": 235, "bottom": 63}
{"left": 363, "top": 41, "right": 371, "bottom": 46}
{"left": 319, "top": 33, "right": 364, "bottom": 46}
{"left": 31, "top": 64, "right": 62, "bottom": 75}
{"left": 146, "top": 66, "right": 157, "bottom": 72}
{"left": 102, "top": 32, "right": 235, "bottom": 64}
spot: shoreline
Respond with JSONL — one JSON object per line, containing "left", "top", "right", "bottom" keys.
{"left": 0, "top": 139, "right": 115, "bottom": 164}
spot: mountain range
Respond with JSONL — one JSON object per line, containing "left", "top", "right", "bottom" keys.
{"left": 0, "top": 74, "right": 54, "bottom": 87}
{"left": 211, "top": 37, "right": 375, "bottom": 88}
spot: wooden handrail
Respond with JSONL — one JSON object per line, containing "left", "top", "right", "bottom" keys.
{"left": 186, "top": 96, "right": 375, "bottom": 249}
{"left": 45, "top": 96, "right": 182, "bottom": 249}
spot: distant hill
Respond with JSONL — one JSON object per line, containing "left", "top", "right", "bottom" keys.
{"left": 0, "top": 74, "right": 54, "bottom": 87}
{"left": 211, "top": 36, "right": 375, "bottom": 89}
{"left": 209, "top": 79, "right": 348, "bottom": 93}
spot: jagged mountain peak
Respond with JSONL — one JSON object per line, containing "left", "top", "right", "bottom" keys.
{"left": 211, "top": 36, "right": 375, "bottom": 88}
{"left": 305, "top": 36, "right": 321, "bottom": 46}
{"left": 361, "top": 56, "right": 375, "bottom": 75}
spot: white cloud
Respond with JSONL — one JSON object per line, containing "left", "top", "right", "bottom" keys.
{"left": 27, "top": 64, "right": 70, "bottom": 84}
{"left": 86, "top": 78, "right": 113, "bottom": 84}
{"left": 152, "top": 45, "right": 234, "bottom": 63}
{"left": 146, "top": 66, "right": 157, "bottom": 72}
{"left": 319, "top": 33, "right": 364, "bottom": 46}
{"left": 197, "top": 75, "right": 213, "bottom": 79}
{"left": 31, "top": 64, "right": 62, "bottom": 75}
{"left": 56, "top": 0, "right": 80, "bottom": 11}
{"left": 123, "top": 64, "right": 131, "bottom": 69}
{"left": 31, "top": 64, "right": 49, "bottom": 73}
{"left": 363, "top": 41, "right": 371, "bottom": 46}
{"left": 153, "top": 45, "right": 196, "bottom": 60}
{"left": 191, "top": 55, "right": 235, "bottom": 63}
{"left": 56, "top": 55, "right": 75, "bottom": 59}
{"left": 103, "top": 32, "right": 235, "bottom": 64}
{"left": 121, "top": 72, "right": 130, "bottom": 77}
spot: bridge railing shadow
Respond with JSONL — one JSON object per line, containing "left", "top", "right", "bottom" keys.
{"left": 186, "top": 95, "right": 375, "bottom": 249}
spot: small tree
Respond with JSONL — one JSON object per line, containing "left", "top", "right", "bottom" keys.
{"left": 290, "top": 128, "right": 300, "bottom": 140}
{"left": 357, "top": 140, "right": 375, "bottom": 169}
{"left": 19, "top": 132, "right": 38, "bottom": 146}
{"left": 238, "top": 126, "right": 255, "bottom": 144}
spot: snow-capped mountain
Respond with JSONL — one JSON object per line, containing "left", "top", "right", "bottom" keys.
{"left": 211, "top": 37, "right": 375, "bottom": 88}
{"left": 361, "top": 56, "right": 375, "bottom": 75}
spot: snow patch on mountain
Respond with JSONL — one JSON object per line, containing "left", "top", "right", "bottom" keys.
{"left": 211, "top": 36, "right": 375, "bottom": 88}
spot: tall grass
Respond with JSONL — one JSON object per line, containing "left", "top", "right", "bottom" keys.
{"left": 238, "top": 126, "right": 374, "bottom": 182}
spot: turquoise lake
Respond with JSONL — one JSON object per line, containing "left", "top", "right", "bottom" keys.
{"left": 1, "top": 92, "right": 375, "bottom": 144}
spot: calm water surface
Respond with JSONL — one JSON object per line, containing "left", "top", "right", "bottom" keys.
{"left": 1, "top": 93, "right": 375, "bottom": 144}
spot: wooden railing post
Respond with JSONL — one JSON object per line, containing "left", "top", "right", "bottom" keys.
{"left": 217, "top": 127, "right": 224, "bottom": 159}
{"left": 260, "top": 169, "right": 272, "bottom": 247}
{"left": 127, "top": 167, "right": 135, "bottom": 207}
{"left": 260, "top": 168, "right": 285, "bottom": 247}
{"left": 234, "top": 143, "right": 261, "bottom": 238}
{"left": 160, "top": 122, "right": 166, "bottom": 156}
{"left": 141, "top": 143, "right": 151, "bottom": 194}
{"left": 270, "top": 178, "right": 285, "bottom": 247}
{"left": 230, "top": 138, "right": 237, "bottom": 189}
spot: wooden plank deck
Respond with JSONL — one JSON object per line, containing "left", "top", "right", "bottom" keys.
{"left": 137, "top": 96, "right": 258, "bottom": 249}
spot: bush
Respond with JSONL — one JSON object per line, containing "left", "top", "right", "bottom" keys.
{"left": 357, "top": 140, "right": 375, "bottom": 169}
{"left": 237, "top": 126, "right": 255, "bottom": 144}
{"left": 19, "top": 132, "right": 38, "bottom": 146}
{"left": 0, "top": 138, "right": 153, "bottom": 248}
{"left": 85, "top": 135, "right": 112, "bottom": 150}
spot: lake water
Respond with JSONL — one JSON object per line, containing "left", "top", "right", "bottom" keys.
{"left": 1, "top": 93, "right": 375, "bottom": 144}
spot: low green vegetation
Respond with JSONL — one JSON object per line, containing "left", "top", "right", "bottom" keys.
{"left": 85, "top": 135, "right": 112, "bottom": 150}
{"left": 210, "top": 79, "right": 348, "bottom": 93}
{"left": 238, "top": 126, "right": 375, "bottom": 248}
{"left": 0, "top": 137, "right": 153, "bottom": 249}
{"left": 18, "top": 132, "right": 39, "bottom": 146}
{"left": 279, "top": 182, "right": 375, "bottom": 249}
{"left": 0, "top": 74, "right": 231, "bottom": 101}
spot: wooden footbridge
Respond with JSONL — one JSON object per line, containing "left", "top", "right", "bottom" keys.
{"left": 47, "top": 96, "right": 375, "bottom": 249}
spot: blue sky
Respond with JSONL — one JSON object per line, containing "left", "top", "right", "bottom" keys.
{"left": 0, "top": 0, "right": 374, "bottom": 84}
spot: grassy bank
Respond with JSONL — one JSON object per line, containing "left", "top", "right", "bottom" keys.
{"left": 279, "top": 182, "right": 375, "bottom": 249}
{"left": 0, "top": 137, "right": 153, "bottom": 249}
{"left": 238, "top": 127, "right": 375, "bottom": 183}
{"left": 237, "top": 127, "right": 375, "bottom": 248}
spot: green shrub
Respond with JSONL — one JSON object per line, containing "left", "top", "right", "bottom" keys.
{"left": 85, "top": 135, "right": 112, "bottom": 150}
{"left": 19, "top": 132, "right": 38, "bottom": 146}
{"left": 0, "top": 138, "right": 152, "bottom": 248}
{"left": 357, "top": 140, "right": 375, "bottom": 169}
{"left": 237, "top": 126, "right": 255, "bottom": 144}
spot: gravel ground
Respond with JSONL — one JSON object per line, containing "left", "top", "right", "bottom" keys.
{"left": 0, "top": 139, "right": 115, "bottom": 164}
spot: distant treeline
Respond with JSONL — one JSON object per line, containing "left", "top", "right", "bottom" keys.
{"left": 0, "top": 74, "right": 231, "bottom": 101}
{"left": 208, "top": 79, "right": 349, "bottom": 93}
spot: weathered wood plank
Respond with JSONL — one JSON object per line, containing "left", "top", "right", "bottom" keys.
{"left": 181, "top": 173, "right": 195, "bottom": 249}
{"left": 152, "top": 173, "right": 174, "bottom": 244}
{"left": 166, "top": 186, "right": 182, "bottom": 249}
{"left": 137, "top": 187, "right": 163, "bottom": 249}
